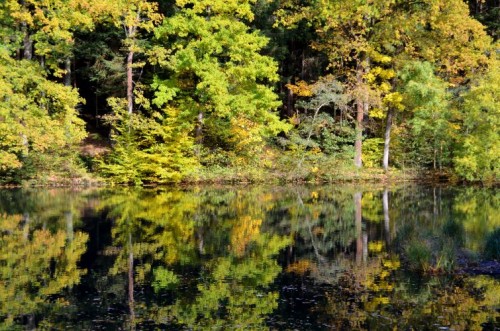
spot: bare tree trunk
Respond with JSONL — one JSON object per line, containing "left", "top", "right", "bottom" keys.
{"left": 286, "top": 81, "right": 294, "bottom": 118}
{"left": 20, "top": 2, "right": 33, "bottom": 155}
{"left": 23, "top": 29, "right": 33, "bottom": 60}
{"left": 64, "top": 58, "right": 72, "bottom": 87}
{"left": 20, "top": 0, "right": 33, "bottom": 61}
{"left": 127, "top": 50, "right": 134, "bottom": 115}
{"left": 354, "top": 192, "right": 363, "bottom": 265}
{"left": 383, "top": 109, "right": 394, "bottom": 171}
{"left": 195, "top": 111, "right": 204, "bottom": 156}
{"left": 354, "top": 57, "right": 369, "bottom": 168}
{"left": 433, "top": 147, "right": 437, "bottom": 170}
{"left": 354, "top": 101, "right": 363, "bottom": 168}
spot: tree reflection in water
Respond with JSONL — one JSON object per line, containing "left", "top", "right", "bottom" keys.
{"left": 0, "top": 185, "right": 497, "bottom": 329}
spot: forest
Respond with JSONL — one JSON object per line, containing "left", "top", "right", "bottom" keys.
{"left": 0, "top": 0, "right": 498, "bottom": 185}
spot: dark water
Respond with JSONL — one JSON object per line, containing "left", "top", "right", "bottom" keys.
{"left": 0, "top": 185, "right": 498, "bottom": 330}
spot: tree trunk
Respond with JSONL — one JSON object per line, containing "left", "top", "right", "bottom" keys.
{"left": 195, "top": 111, "right": 204, "bottom": 156}
{"left": 286, "top": 80, "right": 294, "bottom": 118}
{"left": 20, "top": 0, "right": 33, "bottom": 61}
{"left": 354, "top": 102, "right": 363, "bottom": 168}
{"left": 22, "top": 29, "right": 33, "bottom": 60}
{"left": 127, "top": 51, "right": 134, "bottom": 115}
{"left": 64, "top": 58, "right": 72, "bottom": 87}
{"left": 354, "top": 57, "right": 369, "bottom": 168}
{"left": 383, "top": 108, "right": 394, "bottom": 171}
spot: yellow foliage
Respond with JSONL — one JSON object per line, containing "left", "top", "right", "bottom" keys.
{"left": 369, "top": 107, "right": 386, "bottom": 119}
{"left": 383, "top": 92, "right": 405, "bottom": 111}
{"left": 286, "top": 80, "right": 313, "bottom": 97}
{"left": 368, "top": 241, "right": 384, "bottom": 253}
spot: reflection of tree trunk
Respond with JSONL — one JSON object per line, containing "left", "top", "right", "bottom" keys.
{"left": 23, "top": 212, "right": 30, "bottom": 241}
{"left": 297, "top": 191, "right": 325, "bottom": 263}
{"left": 27, "top": 313, "right": 35, "bottom": 330}
{"left": 354, "top": 192, "right": 362, "bottom": 265}
{"left": 383, "top": 189, "right": 390, "bottom": 246}
{"left": 383, "top": 109, "right": 394, "bottom": 171}
{"left": 363, "top": 232, "right": 368, "bottom": 262}
{"left": 306, "top": 214, "right": 325, "bottom": 263}
{"left": 433, "top": 187, "right": 437, "bottom": 219}
{"left": 197, "top": 229, "right": 205, "bottom": 255}
{"left": 65, "top": 211, "right": 73, "bottom": 242}
{"left": 128, "top": 232, "right": 135, "bottom": 330}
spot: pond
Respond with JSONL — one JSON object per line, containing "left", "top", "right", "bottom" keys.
{"left": 0, "top": 184, "right": 498, "bottom": 330}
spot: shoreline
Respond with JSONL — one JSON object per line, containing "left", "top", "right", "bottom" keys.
{"left": 0, "top": 168, "right": 497, "bottom": 189}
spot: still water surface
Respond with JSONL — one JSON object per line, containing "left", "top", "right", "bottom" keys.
{"left": 0, "top": 185, "right": 498, "bottom": 330}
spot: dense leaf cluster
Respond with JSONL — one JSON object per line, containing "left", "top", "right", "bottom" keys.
{"left": 0, "top": 0, "right": 498, "bottom": 183}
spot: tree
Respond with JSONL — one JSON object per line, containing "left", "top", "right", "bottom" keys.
{"left": 276, "top": 0, "right": 394, "bottom": 168}
{"left": 276, "top": 0, "right": 492, "bottom": 171}
{"left": 4, "top": 0, "right": 95, "bottom": 81}
{"left": 152, "top": 0, "right": 289, "bottom": 165}
{"left": 398, "top": 61, "right": 452, "bottom": 170}
{"left": 0, "top": 47, "right": 86, "bottom": 180}
{"left": 96, "top": 0, "right": 162, "bottom": 115}
{"left": 453, "top": 59, "right": 499, "bottom": 181}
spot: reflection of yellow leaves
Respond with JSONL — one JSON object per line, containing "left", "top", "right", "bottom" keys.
{"left": 230, "top": 216, "right": 262, "bottom": 257}
{"left": 0, "top": 214, "right": 88, "bottom": 323}
{"left": 469, "top": 276, "right": 500, "bottom": 308}
{"left": 312, "top": 227, "right": 324, "bottom": 236}
{"left": 286, "top": 259, "right": 317, "bottom": 275}
{"left": 364, "top": 296, "right": 390, "bottom": 312}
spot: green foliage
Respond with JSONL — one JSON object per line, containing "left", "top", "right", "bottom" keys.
{"left": 397, "top": 61, "right": 453, "bottom": 169}
{"left": 151, "top": 0, "right": 290, "bottom": 167}
{"left": 279, "top": 78, "right": 354, "bottom": 173}
{"left": 453, "top": 62, "right": 499, "bottom": 182}
{"left": 152, "top": 267, "right": 179, "bottom": 292}
{"left": 98, "top": 102, "right": 197, "bottom": 184}
{"left": 0, "top": 0, "right": 498, "bottom": 184}
{"left": 405, "top": 239, "right": 432, "bottom": 272}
